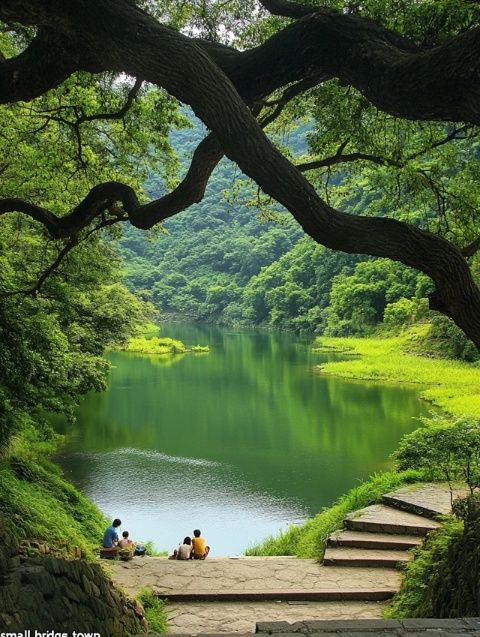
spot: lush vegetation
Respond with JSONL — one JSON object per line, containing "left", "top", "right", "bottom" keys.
{"left": 1, "top": 1, "right": 480, "bottom": 626}
{"left": 246, "top": 470, "right": 422, "bottom": 559}
{"left": 387, "top": 494, "right": 480, "bottom": 618}
{"left": 118, "top": 323, "right": 209, "bottom": 355}
{"left": 122, "top": 335, "right": 187, "bottom": 355}
{"left": 394, "top": 417, "right": 480, "bottom": 493}
{"left": 314, "top": 328, "right": 480, "bottom": 419}
{"left": 118, "top": 113, "right": 480, "bottom": 361}
{"left": 386, "top": 517, "right": 464, "bottom": 618}
{"left": 0, "top": 430, "right": 107, "bottom": 557}
{"left": 136, "top": 589, "right": 168, "bottom": 634}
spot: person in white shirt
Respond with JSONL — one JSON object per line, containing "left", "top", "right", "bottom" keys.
{"left": 174, "top": 536, "right": 193, "bottom": 560}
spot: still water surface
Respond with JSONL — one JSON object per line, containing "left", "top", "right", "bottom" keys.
{"left": 56, "top": 323, "right": 428, "bottom": 555}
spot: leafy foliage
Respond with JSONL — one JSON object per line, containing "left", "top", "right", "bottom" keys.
{"left": 136, "top": 588, "right": 168, "bottom": 634}
{"left": 394, "top": 417, "right": 480, "bottom": 493}
{"left": 388, "top": 493, "right": 480, "bottom": 619}
{"left": 0, "top": 430, "right": 107, "bottom": 555}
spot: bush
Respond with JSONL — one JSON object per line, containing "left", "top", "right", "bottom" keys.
{"left": 387, "top": 494, "right": 480, "bottom": 618}
{"left": 386, "top": 517, "right": 463, "bottom": 618}
{"left": 428, "top": 315, "right": 479, "bottom": 362}
{"left": 136, "top": 588, "right": 168, "bottom": 634}
{"left": 394, "top": 417, "right": 480, "bottom": 494}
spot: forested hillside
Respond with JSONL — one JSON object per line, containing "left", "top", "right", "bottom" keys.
{"left": 118, "top": 114, "right": 479, "bottom": 361}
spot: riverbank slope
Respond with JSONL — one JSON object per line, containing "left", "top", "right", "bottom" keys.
{"left": 314, "top": 326, "right": 480, "bottom": 419}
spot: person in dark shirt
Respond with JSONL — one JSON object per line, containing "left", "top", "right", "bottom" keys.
{"left": 103, "top": 518, "right": 122, "bottom": 548}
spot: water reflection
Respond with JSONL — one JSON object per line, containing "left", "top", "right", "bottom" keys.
{"left": 56, "top": 324, "right": 428, "bottom": 554}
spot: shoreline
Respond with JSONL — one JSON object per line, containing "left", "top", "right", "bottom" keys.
{"left": 312, "top": 329, "right": 480, "bottom": 420}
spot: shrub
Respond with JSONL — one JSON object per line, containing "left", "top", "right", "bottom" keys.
{"left": 387, "top": 494, "right": 480, "bottom": 618}
{"left": 394, "top": 417, "right": 480, "bottom": 494}
{"left": 136, "top": 588, "right": 168, "bottom": 634}
{"left": 383, "top": 298, "right": 417, "bottom": 327}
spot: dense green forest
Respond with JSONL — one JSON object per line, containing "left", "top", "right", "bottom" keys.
{"left": 118, "top": 114, "right": 479, "bottom": 361}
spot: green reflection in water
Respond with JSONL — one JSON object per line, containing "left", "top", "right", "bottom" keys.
{"left": 56, "top": 324, "right": 429, "bottom": 555}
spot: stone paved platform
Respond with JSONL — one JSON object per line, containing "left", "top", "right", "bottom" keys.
{"left": 382, "top": 483, "right": 467, "bottom": 519}
{"left": 119, "top": 482, "right": 467, "bottom": 635}
{"left": 109, "top": 557, "right": 401, "bottom": 601}
{"left": 166, "top": 601, "right": 388, "bottom": 634}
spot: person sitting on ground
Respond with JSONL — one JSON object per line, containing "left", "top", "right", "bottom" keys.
{"left": 102, "top": 518, "right": 121, "bottom": 549}
{"left": 191, "top": 529, "right": 210, "bottom": 560}
{"left": 177, "top": 536, "right": 193, "bottom": 560}
{"left": 118, "top": 530, "right": 135, "bottom": 550}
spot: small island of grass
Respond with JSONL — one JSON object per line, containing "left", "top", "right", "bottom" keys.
{"left": 118, "top": 324, "right": 209, "bottom": 356}
{"left": 190, "top": 345, "right": 210, "bottom": 353}
{"left": 122, "top": 335, "right": 187, "bottom": 355}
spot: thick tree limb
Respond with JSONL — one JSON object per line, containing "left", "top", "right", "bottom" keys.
{"left": 258, "top": 0, "right": 320, "bottom": 18}
{"left": 0, "top": 27, "right": 84, "bottom": 103}
{"left": 1, "top": 3, "right": 480, "bottom": 123}
{"left": 0, "top": 134, "right": 224, "bottom": 237}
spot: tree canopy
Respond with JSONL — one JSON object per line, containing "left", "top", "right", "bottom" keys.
{"left": 1, "top": 0, "right": 480, "bottom": 345}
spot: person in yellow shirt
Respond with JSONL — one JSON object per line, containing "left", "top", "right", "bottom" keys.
{"left": 191, "top": 529, "right": 210, "bottom": 559}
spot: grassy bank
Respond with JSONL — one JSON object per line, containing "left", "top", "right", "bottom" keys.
{"left": 385, "top": 517, "right": 463, "bottom": 618}
{"left": 246, "top": 470, "right": 422, "bottom": 559}
{"left": 0, "top": 430, "right": 107, "bottom": 557}
{"left": 313, "top": 326, "right": 480, "bottom": 419}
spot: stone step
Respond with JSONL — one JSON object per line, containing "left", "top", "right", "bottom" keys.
{"left": 323, "top": 547, "right": 412, "bottom": 568}
{"left": 155, "top": 588, "right": 397, "bottom": 602}
{"left": 345, "top": 503, "right": 440, "bottom": 536}
{"left": 382, "top": 483, "right": 467, "bottom": 520}
{"left": 327, "top": 529, "right": 422, "bottom": 550}
{"left": 255, "top": 617, "right": 480, "bottom": 634}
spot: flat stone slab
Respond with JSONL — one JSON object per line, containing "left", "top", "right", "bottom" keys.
{"left": 382, "top": 482, "right": 467, "bottom": 519}
{"left": 256, "top": 617, "right": 480, "bottom": 634}
{"left": 345, "top": 504, "right": 440, "bottom": 536}
{"left": 109, "top": 557, "right": 401, "bottom": 600}
{"left": 328, "top": 530, "right": 422, "bottom": 550}
{"left": 323, "top": 547, "right": 411, "bottom": 568}
{"left": 165, "top": 600, "right": 388, "bottom": 634}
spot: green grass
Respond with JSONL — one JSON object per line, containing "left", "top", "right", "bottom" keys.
{"left": 313, "top": 326, "right": 480, "bottom": 419}
{"left": 385, "top": 516, "right": 463, "bottom": 618}
{"left": 136, "top": 588, "right": 168, "bottom": 634}
{"left": 121, "top": 335, "right": 187, "bottom": 355}
{"left": 0, "top": 435, "right": 108, "bottom": 557}
{"left": 120, "top": 335, "right": 210, "bottom": 356}
{"left": 190, "top": 345, "right": 210, "bottom": 353}
{"left": 245, "top": 470, "right": 422, "bottom": 558}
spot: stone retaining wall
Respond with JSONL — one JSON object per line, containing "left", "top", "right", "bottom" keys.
{"left": 0, "top": 518, "right": 147, "bottom": 635}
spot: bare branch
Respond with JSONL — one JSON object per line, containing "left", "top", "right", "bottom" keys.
{"left": 1, "top": 235, "right": 79, "bottom": 299}
{"left": 297, "top": 152, "right": 388, "bottom": 171}
{"left": 462, "top": 237, "right": 480, "bottom": 259}
{"left": 259, "top": 74, "right": 329, "bottom": 128}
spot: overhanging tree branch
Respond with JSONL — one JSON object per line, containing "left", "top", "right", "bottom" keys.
{"left": 0, "top": 0, "right": 480, "bottom": 347}
{"left": 258, "top": 0, "right": 321, "bottom": 18}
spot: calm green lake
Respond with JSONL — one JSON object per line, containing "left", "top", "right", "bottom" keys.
{"left": 56, "top": 323, "right": 428, "bottom": 555}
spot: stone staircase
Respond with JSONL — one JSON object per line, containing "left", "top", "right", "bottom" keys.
{"left": 111, "top": 483, "right": 466, "bottom": 634}
{"left": 322, "top": 483, "right": 465, "bottom": 571}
